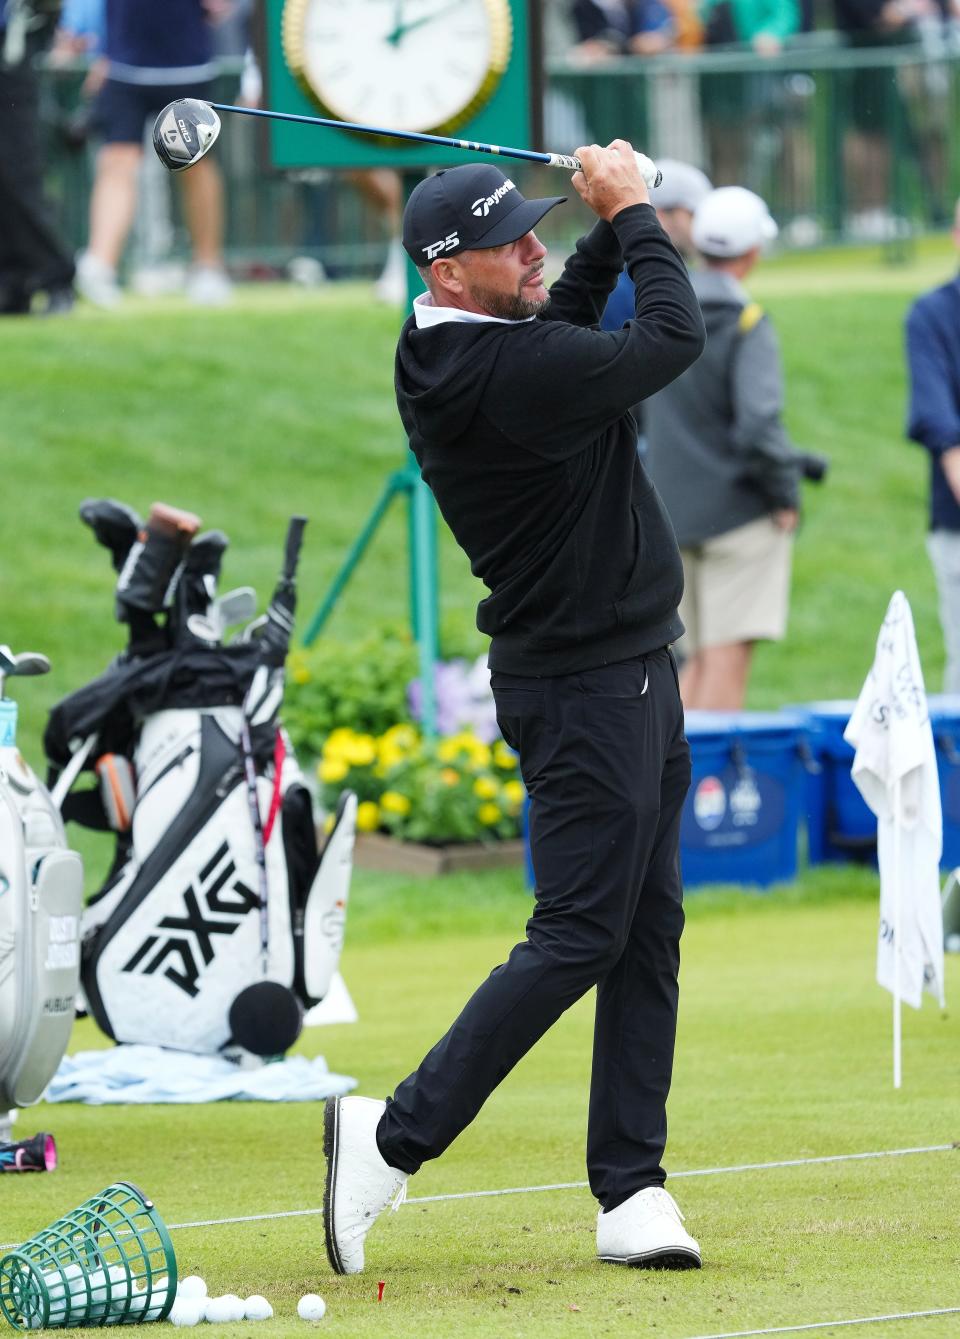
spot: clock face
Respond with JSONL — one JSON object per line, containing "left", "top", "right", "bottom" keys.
{"left": 282, "top": 0, "right": 513, "bottom": 136}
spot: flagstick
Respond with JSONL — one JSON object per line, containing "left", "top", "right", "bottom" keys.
{"left": 893, "top": 775, "right": 902, "bottom": 1090}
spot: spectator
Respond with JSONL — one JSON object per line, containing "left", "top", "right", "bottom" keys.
{"left": 905, "top": 197, "right": 960, "bottom": 690}
{"left": 51, "top": 0, "right": 104, "bottom": 57}
{"left": 570, "top": 0, "right": 677, "bottom": 60}
{"left": 74, "top": 0, "right": 232, "bottom": 308}
{"left": 644, "top": 187, "right": 801, "bottom": 710}
{"left": 0, "top": 0, "right": 76, "bottom": 314}
{"left": 701, "top": 0, "right": 799, "bottom": 51}
{"left": 700, "top": 0, "right": 800, "bottom": 183}
{"left": 832, "top": 0, "right": 919, "bottom": 231}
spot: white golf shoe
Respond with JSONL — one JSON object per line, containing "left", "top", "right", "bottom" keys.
{"left": 323, "top": 1096, "right": 408, "bottom": 1275}
{"left": 596, "top": 1186, "right": 701, "bottom": 1269}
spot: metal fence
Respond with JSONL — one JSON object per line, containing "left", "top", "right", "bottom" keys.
{"left": 546, "top": 37, "right": 960, "bottom": 247}
{"left": 35, "top": 40, "right": 960, "bottom": 275}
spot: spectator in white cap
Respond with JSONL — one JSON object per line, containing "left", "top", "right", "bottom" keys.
{"left": 644, "top": 186, "right": 807, "bottom": 710}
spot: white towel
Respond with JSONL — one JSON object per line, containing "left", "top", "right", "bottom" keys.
{"left": 46, "top": 1045, "right": 356, "bottom": 1105}
{"left": 844, "top": 590, "right": 946, "bottom": 1008}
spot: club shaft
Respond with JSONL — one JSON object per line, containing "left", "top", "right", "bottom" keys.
{"left": 210, "top": 102, "right": 581, "bottom": 172}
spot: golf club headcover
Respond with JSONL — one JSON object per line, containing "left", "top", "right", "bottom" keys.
{"left": 228, "top": 981, "right": 304, "bottom": 1057}
{"left": 114, "top": 502, "right": 201, "bottom": 622}
{"left": 95, "top": 753, "right": 136, "bottom": 832}
{"left": 79, "top": 498, "right": 143, "bottom": 573}
{"left": 0, "top": 1132, "right": 57, "bottom": 1172}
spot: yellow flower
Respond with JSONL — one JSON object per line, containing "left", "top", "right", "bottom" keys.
{"left": 473, "top": 775, "right": 498, "bottom": 800}
{"left": 493, "top": 741, "right": 516, "bottom": 770}
{"left": 356, "top": 801, "right": 381, "bottom": 832}
{"left": 323, "top": 727, "right": 357, "bottom": 759}
{"left": 440, "top": 767, "right": 460, "bottom": 786}
{"left": 319, "top": 757, "right": 349, "bottom": 784}
{"left": 323, "top": 813, "right": 335, "bottom": 835}
{"left": 380, "top": 790, "right": 411, "bottom": 816}
{"left": 478, "top": 802, "right": 501, "bottom": 826}
{"left": 503, "top": 779, "right": 526, "bottom": 809}
{"left": 291, "top": 664, "right": 311, "bottom": 686}
{"left": 344, "top": 734, "right": 377, "bottom": 766}
{"left": 469, "top": 742, "right": 492, "bottom": 769}
{"left": 437, "top": 738, "right": 462, "bottom": 763}
{"left": 381, "top": 723, "right": 418, "bottom": 752}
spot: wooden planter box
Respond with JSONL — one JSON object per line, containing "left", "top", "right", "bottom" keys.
{"left": 354, "top": 833, "right": 527, "bottom": 877}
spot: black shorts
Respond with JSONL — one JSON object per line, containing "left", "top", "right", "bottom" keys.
{"left": 93, "top": 77, "right": 216, "bottom": 145}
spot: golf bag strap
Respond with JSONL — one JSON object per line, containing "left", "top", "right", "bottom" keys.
{"left": 263, "top": 729, "right": 285, "bottom": 846}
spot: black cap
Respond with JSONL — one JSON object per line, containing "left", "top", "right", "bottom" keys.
{"left": 402, "top": 164, "right": 566, "bottom": 264}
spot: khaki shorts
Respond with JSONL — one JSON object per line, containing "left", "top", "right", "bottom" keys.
{"left": 677, "top": 515, "right": 793, "bottom": 656}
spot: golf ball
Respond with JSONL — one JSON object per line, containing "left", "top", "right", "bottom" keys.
{"left": 297, "top": 1293, "right": 327, "bottom": 1321}
{"left": 221, "top": 1295, "right": 246, "bottom": 1322}
{"left": 244, "top": 1296, "right": 273, "bottom": 1321}
{"left": 203, "top": 1296, "right": 235, "bottom": 1323}
{"left": 177, "top": 1276, "right": 208, "bottom": 1300}
{"left": 168, "top": 1298, "right": 203, "bottom": 1327}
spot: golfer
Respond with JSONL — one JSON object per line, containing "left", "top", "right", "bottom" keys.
{"left": 323, "top": 143, "right": 706, "bottom": 1274}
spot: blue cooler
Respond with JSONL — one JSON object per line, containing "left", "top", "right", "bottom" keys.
{"left": 681, "top": 711, "right": 809, "bottom": 888}
{"left": 927, "top": 695, "right": 960, "bottom": 869}
{"left": 791, "top": 701, "right": 876, "bottom": 865}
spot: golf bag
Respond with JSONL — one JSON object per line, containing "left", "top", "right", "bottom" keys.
{"left": 0, "top": 648, "right": 83, "bottom": 1108}
{"left": 46, "top": 503, "right": 356, "bottom": 1058}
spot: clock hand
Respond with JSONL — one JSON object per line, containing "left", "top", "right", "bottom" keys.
{"left": 386, "top": 0, "right": 465, "bottom": 46}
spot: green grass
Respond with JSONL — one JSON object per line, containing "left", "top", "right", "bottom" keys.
{"left": 3, "top": 244, "right": 960, "bottom": 1336}
{"left": 3, "top": 874, "right": 959, "bottom": 1337}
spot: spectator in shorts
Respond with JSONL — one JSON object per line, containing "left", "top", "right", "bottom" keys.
{"left": 905, "top": 196, "right": 960, "bottom": 691}
{"left": 644, "top": 187, "right": 801, "bottom": 710}
{"left": 75, "top": 0, "right": 232, "bottom": 308}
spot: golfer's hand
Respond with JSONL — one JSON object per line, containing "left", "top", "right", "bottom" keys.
{"left": 772, "top": 508, "right": 799, "bottom": 533}
{"left": 571, "top": 140, "right": 650, "bottom": 222}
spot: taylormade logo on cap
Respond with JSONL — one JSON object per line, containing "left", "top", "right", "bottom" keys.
{"left": 402, "top": 164, "right": 566, "bottom": 264}
{"left": 470, "top": 180, "right": 516, "bottom": 218}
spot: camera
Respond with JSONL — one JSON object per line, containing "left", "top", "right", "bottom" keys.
{"left": 795, "top": 450, "right": 829, "bottom": 484}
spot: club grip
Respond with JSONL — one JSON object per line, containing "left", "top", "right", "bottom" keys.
{"left": 283, "top": 516, "right": 308, "bottom": 580}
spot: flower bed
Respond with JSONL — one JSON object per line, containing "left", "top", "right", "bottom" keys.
{"left": 319, "top": 725, "right": 525, "bottom": 847}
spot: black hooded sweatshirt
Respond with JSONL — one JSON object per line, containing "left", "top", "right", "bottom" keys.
{"left": 394, "top": 203, "right": 706, "bottom": 677}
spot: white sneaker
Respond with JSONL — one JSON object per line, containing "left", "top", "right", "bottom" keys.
{"left": 596, "top": 1186, "right": 701, "bottom": 1269}
{"left": 185, "top": 265, "right": 232, "bottom": 306}
{"left": 323, "top": 1096, "right": 408, "bottom": 1275}
{"left": 75, "top": 252, "right": 122, "bottom": 309}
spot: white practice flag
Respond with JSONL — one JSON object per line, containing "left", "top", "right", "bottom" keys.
{"left": 844, "top": 591, "right": 945, "bottom": 1010}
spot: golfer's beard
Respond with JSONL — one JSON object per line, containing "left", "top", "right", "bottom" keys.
{"left": 472, "top": 280, "right": 549, "bottom": 321}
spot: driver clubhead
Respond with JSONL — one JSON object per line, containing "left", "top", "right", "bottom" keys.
{"left": 153, "top": 98, "right": 222, "bottom": 172}
{"left": 0, "top": 649, "right": 50, "bottom": 677}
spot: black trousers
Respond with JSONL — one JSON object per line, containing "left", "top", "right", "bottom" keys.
{"left": 378, "top": 647, "right": 690, "bottom": 1212}
{"left": 0, "top": 61, "right": 75, "bottom": 310}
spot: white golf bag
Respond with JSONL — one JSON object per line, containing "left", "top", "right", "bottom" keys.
{"left": 0, "top": 687, "right": 84, "bottom": 1108}
{"left": 47, "top": 507, "right": 356, "bottom": 1059}
{"left": 78, "top": 701, "right": 356, "bottom": 1058}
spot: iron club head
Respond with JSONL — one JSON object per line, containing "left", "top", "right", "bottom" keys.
{"left": 153, "top": 98, "right": 222, "bottom": 172}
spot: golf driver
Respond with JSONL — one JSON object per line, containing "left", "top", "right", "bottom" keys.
{"left": 153, "top": 98, "right": 662, "bottom": 188}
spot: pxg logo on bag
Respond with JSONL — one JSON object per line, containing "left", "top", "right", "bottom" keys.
{"left": 121, "top": 841, "right": 259, "bottom": 997}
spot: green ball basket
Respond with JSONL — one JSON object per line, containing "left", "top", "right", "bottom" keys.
{"left": 0, "top": 1182, "right": 177, "bottom": 1330}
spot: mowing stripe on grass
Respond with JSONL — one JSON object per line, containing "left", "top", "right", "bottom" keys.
{"left": 2, "top": 1142, "right": 952, "bottom": 1249}
{"left": 685, "top": 1303, "right": 960, "bottom": 1338}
